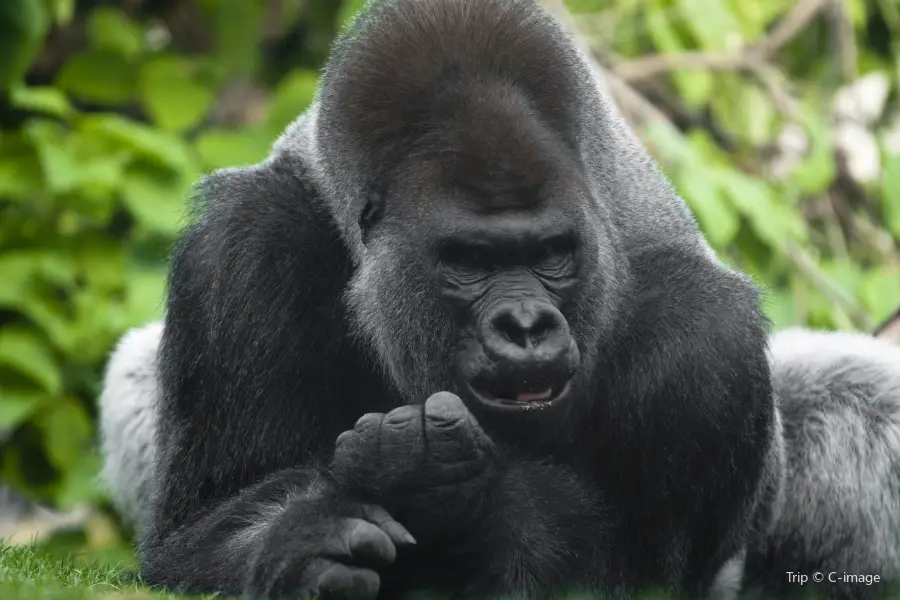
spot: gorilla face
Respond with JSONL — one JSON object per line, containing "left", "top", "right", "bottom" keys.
{"left": 344, "top": 81, "right": 612, "bottom": 416}
{"left": 439, "top": 223, "right": 583, "bottom": 411}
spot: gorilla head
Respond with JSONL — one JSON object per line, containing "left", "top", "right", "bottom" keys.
{"left": 312, "top": 0, "right": 626, "bottom": 417}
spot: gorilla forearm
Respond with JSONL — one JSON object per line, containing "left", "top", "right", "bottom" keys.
{"left": 140, "top": 468, "right": 319, "bottom": 594}
{"left": 142, "top": 467, "right": 417, "bottom": 598}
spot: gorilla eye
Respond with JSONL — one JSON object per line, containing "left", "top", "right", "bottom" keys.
{"left": 530, "top": 238, "right": 575, "bottom": 274}
{"left": 358, "top": 190, "right": 385, "bottom": 243}
{"left": 440, "top": 243, "right": 499, "bottom": 275}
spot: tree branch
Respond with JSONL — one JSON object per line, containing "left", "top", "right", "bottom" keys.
{"left": 785, "top": 240, "right": 875, "bottom": 331}
{"left": 612, "top": 0, "right": 829, "bottom": 82}
{"left": 540, "top": 0, "right": 676, "bottom": 131}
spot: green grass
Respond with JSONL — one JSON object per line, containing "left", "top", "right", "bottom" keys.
{"left": 0, "top": 543, "right": 219, "bottom": 600}
{"left": 4, "top": 540, "right": 899, "bottom": 600}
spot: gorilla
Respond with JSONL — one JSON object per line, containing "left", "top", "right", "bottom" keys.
{"left": 96, "top": 0, "right": 899, "bottom": 598}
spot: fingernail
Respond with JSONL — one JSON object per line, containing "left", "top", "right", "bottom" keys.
{"left": 403, "top": 531, "right": 417, "bottom": 545}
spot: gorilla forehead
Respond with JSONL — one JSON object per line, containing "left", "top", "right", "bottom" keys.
{"left": 316, "top": 0, "right": 584, "bottom": 182}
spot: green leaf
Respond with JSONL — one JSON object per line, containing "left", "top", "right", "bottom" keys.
{"left": 678, "top": 167, "right": 738, "bottom": 247}
{"left": 122, "top": 166, "right": 189, "bottom": 234}
{"left": 34, "top": 397, "right": 93, "bottom": 472}
{"left": 267, "top": 70, "right": 319, "bottom": 135}
{"left": 48, "top": 0, "right": 76, "bottom": 24}
{"left": 123, "top": 266, "right": 168, "bottom": 325}
{"left": 0, "top": 250, "right": 75, "bottom": 289}
{"left": 80, "top": 114, "right": 196, "bottom": 174}
{"left": 63, "top": 288, "right": 125, "bottom": 361}
{"left": 822, "top": 259, "right": 864, "bottom": 296}
{"left": 881, "top": 152, "right": 900, "bottom": 239}
{"left": 842, "top": 0, "right": 866, "bottom": 28}
{"left": 339, "top": 0, "right": 369, "bottom": 28}
{"left": 71, "top": 237, "right": 126, "bottom": 292}
{"left": 643, "top": 121, "right": 696, "bottom": 166}
{"left": 719, "top": 172, "right": 807, "bottom": 250}
{"left": 0, "top": 140, "right": 44, "bottom": 200}
{"left": 55, "top": 449, "right": 104, "bottom": 510}
{"left": 9, "top": 85, "right": 75, "bottom": 119}
{"left": 678, "top": 0, "right": 741, "bottom": 50}
{"left": 860, "top": 266, "right": 900, "bottom": 322}
{"left": 86, "top": 6, "right": 144, "bottom": 58}
{"left": 56, "top": 50, "right": 138, "bottom": 105}
{"left": 710, "top": 77, "right": 775, "bottom": 146}
{"left": 790, "top": 113, "right": 836, "bottom": 194}
{"left": 215, "top": 0, "right": 265, "bottom": 76}
{"left": 645, "top": 5, "right": 713, "bottom": 109}
{"left": 0, "top": 250, "right": 77, "bottom": 353}
{"left": 0, "top": 326, "right": 62, "bottom": 395}
{"left": 0, "top": 388, "right": 45, "bottom": 430}
{"left": 646, "top": 4, "right": 684, "bottom": 54}
{"left": 0, "top": 0, "right": 50, "bottom": 89}
{"left": 195, "top": 127, "right": 272, "bottom": 169}
{"left": 139, "top": 55, "right": 216, "bottom": 133}
{"left": 762, "top": 287, "right": 798, "bottom": 330}
{"left": 23, "top": 119, "right": 81, "bottom": 193}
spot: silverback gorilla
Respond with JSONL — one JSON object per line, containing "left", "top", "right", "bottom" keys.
{"left": 97, "top": 0, "right": 900, "bottom": 599}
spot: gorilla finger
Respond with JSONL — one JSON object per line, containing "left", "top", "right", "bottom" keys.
{"left": 424, "top": 392, "right": 491, "bottom": 459}
{"left": 359, "top": 503, "right": 417, "bottom": 546}
{"left": 333, "top": 414, "right": 383, "bottom": 463}
{"left": 382, "top": 404, "right": 422, "bottom": 429}
{"left": 423, "top": 392, "right": 469, "bottom": 426}
{"left": 337, "top": 518, "right": 397, "bottom": 567}
{"left": 316, "top": 562, "right": 381, "bottom": 600}
{"left": 378, "top": 406, "right": 424, "bottom": 467}
{"left": 353, "top": 413, "right": 384, "bottom": 433}
{"left": 335, "top": 430, "right": 354, "bottom": 448}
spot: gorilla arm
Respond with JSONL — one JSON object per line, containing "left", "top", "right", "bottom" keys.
{"left": 138, "top": 163, "right": 418, "bottom": 597}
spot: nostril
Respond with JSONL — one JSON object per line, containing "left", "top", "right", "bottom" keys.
{"left": 492, "top": 310, "right": 530, "bottom": 348}
{"left": 490, "top": 303, "right": 562, "bottom": 349}
{"left": 529, "top": 310, "right": 558, "bottom": 344}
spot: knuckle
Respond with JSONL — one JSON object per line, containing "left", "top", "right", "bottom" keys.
{"left": 382, "top": 405, "right": 421, "bottom": 428}
{"left": 424, "top": 392, "right": 467, "bottom": 418}
{"left": 335, "top": 430, "right": 355, "bottom": 448}
{"left": 354, "top": 413, "right": 383, "bottom": 431}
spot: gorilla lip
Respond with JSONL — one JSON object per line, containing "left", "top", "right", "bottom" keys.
{"left": 468, "top": 380, "right": 572, "bottom": 410}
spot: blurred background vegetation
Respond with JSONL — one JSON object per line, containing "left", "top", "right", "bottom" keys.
{"left": 0, "top": 0, "right": 899, "bottom": 562}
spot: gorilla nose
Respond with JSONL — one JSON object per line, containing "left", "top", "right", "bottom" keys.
{"left": 482, "top": 300, "right": 572, "bottom": 366}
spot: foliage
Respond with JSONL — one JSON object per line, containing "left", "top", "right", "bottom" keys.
{"left": 566, "top": 0, "right": 900, "bottom": 331}
{"left": 0, "top": 0, "right": 335, "bottom": 512}
{"left": 0, "top": 0, "right": 898, "bottom": 564}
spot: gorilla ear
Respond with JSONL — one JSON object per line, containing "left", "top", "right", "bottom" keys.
{"left": 358, "top": 189, "right": 385, "bottom": 245}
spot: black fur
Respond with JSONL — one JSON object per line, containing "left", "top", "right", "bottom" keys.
{"left": 139, "top": 1, "right": 779, "bottom": 598}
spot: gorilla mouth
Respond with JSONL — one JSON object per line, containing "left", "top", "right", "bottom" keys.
{"left": 468, "top": 377, "right": 573, "bottom": 410}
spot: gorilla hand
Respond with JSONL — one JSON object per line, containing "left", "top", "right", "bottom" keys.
{"left": 330, "top": 392, "right": 497, "bottom": 534}
{"left": 245, "top": 499, "right": 415, "bottom": 600}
